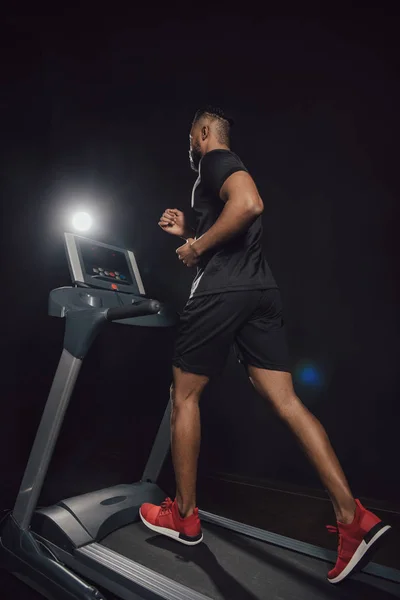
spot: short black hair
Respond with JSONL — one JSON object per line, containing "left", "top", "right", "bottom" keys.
{"left": 193, "top": 106, "right": 234, "bottom": 146}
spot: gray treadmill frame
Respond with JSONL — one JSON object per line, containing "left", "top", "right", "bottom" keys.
{"left": 12, "top": 350, "right": 82, "bottom": 530}
{"left": 10, "top": 361, "right": 214, "bottom": 600}
{"left": 8, "top": 341, "right": 400, "bottom": 600}
{"left": 5, "top": 285, "right": 399, "bottom": 600}
{"left": 4, "top": 285, "right": 215, "bottom": 600}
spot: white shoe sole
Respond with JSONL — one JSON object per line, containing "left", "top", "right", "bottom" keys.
{"left": 328, "top": 524, "right": 392, "bottom": 584}
{"left": 139, "top": 509, "right": 204, "bottom": 546}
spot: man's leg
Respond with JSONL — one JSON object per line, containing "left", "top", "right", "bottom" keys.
{"left": 171, "top": 366, "right": 209, "bottom": 518}
{"left": 139, "top": 365, "right": 209, "bottom": 544}
{"left": 247, "top": 366, "right": 356, "bottom": 523}
{"left": 140, "top": 292, "right": 248, "bottom": 544}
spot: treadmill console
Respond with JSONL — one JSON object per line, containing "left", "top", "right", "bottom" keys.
{"left": 64, "top": 233, "right": 145, "bottom": 296}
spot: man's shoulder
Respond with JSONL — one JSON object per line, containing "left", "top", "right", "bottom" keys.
{"left": 200, "top": 150, "right": 246, "bottom": 174}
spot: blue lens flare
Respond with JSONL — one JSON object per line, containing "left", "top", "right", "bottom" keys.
{"left": 295, "top": 361, "right": 323, "bottom": 387}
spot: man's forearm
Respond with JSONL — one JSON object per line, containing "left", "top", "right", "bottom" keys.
{"left": 191, "top": 199, "right": 262, "bottom": 256}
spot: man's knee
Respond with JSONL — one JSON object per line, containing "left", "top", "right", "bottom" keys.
{"left": 170, "top": 373, "right": 208, "bottom": 410}
{"left": 170, "top": 382, "right": 202, "bottom": 408}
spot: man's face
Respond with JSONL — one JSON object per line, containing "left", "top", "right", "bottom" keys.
{"left": 189, "top": 125, "right": 203, "bottom": 172}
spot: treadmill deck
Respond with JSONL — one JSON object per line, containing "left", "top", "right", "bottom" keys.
{"left": 100, "top": 520, "right": 399, "bottom": 599}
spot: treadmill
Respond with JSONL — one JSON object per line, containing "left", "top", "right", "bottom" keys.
{"left": 1, "top": 233, "right": 399, "bottom": 600}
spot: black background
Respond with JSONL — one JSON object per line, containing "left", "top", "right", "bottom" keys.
{"left": 1, "top": 9, "right": 399, "bottom": 522}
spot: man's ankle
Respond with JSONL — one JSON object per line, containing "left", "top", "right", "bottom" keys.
{"left": 337, "top": 502, "right": 357, "bottom": 525}
{"left": 180, "top": 507, "right": 195, "bottom": 519}
{"left": 176, "top": 499, "right": 195, "bottom": 519}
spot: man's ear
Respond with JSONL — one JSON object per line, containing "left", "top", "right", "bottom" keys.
{"left": 201, "top": 125, "right": 209, "bottom": 140}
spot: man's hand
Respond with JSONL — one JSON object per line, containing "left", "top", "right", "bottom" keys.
{"left": 159, "top": 208, "right": 193, "bottom": 239}
{"left": 176, "top": 238, "right": 200, "bottom": 267}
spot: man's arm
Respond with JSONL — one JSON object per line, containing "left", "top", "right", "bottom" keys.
{"left": 191, "top": 171, "right": 264, "bottom": 257}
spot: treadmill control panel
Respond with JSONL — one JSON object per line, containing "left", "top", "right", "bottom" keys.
{"left": 64, "top": 233, "right": 145, "bottom": 296}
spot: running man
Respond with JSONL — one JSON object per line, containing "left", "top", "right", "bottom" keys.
{"left": 140, "top": 107, "right": 390, "bottom": 584}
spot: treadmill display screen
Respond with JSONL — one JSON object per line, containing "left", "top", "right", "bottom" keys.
{"left": 78, "top": 238, "right": 133, "bottom": 285}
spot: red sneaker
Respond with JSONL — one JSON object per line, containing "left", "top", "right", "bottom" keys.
{"left": 327, "top": 499, "right": 391, "bottom": 584}
{"left": 139, "top": 498, "right": 203, "bottom": 546}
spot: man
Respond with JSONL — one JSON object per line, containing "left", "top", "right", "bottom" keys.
{"left": 140, "top": 107, "right": 390, "bottom": 584}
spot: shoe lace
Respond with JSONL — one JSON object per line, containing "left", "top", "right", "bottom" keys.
{"left": 160, "top": 498, "right": 173, "bottom": 516}
{"left": 326, "top": 524, "right": 343, "bottom": 554}
{"left": 326, "top": 525, "right": 338, "bottom": 534}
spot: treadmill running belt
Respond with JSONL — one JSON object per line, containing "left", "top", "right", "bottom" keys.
{"left": 100, "top": 521, "right": 399, "bottom": 599}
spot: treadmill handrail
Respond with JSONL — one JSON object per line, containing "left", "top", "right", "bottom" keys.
{"left": 107, "top": 299, "right": 161, "bottom": 321}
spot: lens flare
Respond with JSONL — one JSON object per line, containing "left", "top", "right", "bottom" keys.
{"left": 72, "top": 212, "right": 93, "bottom": 232}
{"left": 295, "top": 361, "right": 323, "bottom": 388}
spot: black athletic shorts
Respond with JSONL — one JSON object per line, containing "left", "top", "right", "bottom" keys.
{"left": 172, "top": 288, "right": 291, "bottom": 377}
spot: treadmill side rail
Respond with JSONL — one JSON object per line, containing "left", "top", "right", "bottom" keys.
{"left": 73, "top": 542, "right": 213, "bottom": 600}
{"left": 199, "top": 509, "right": 400, "bottom": 585}
{"left": 0, "top": 516, "right": 106, "bottom": 600}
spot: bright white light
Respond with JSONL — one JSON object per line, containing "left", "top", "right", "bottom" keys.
{"left": 72, "top": 212, "right": 93, "bottom": 232}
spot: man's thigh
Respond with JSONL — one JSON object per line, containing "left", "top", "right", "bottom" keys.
{"left": 234, "top": 288, "right": 291, "bottom": 373}
{"left": 173, "top": 291, "right": 259, "bottom": 377}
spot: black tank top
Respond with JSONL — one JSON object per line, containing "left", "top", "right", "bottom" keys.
{"left": 190, "top": 149, "right": 277, "bottom": 298}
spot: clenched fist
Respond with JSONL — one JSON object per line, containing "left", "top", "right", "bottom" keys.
{"left": 176, "top": 238, "right": 200, "bottom": 267}
{"left": 158, "top": 208, "right": 189, "bottom": 238}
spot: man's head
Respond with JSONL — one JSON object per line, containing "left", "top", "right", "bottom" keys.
{"left": 189, "top": 106, "right": 234, "bottom": 172}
